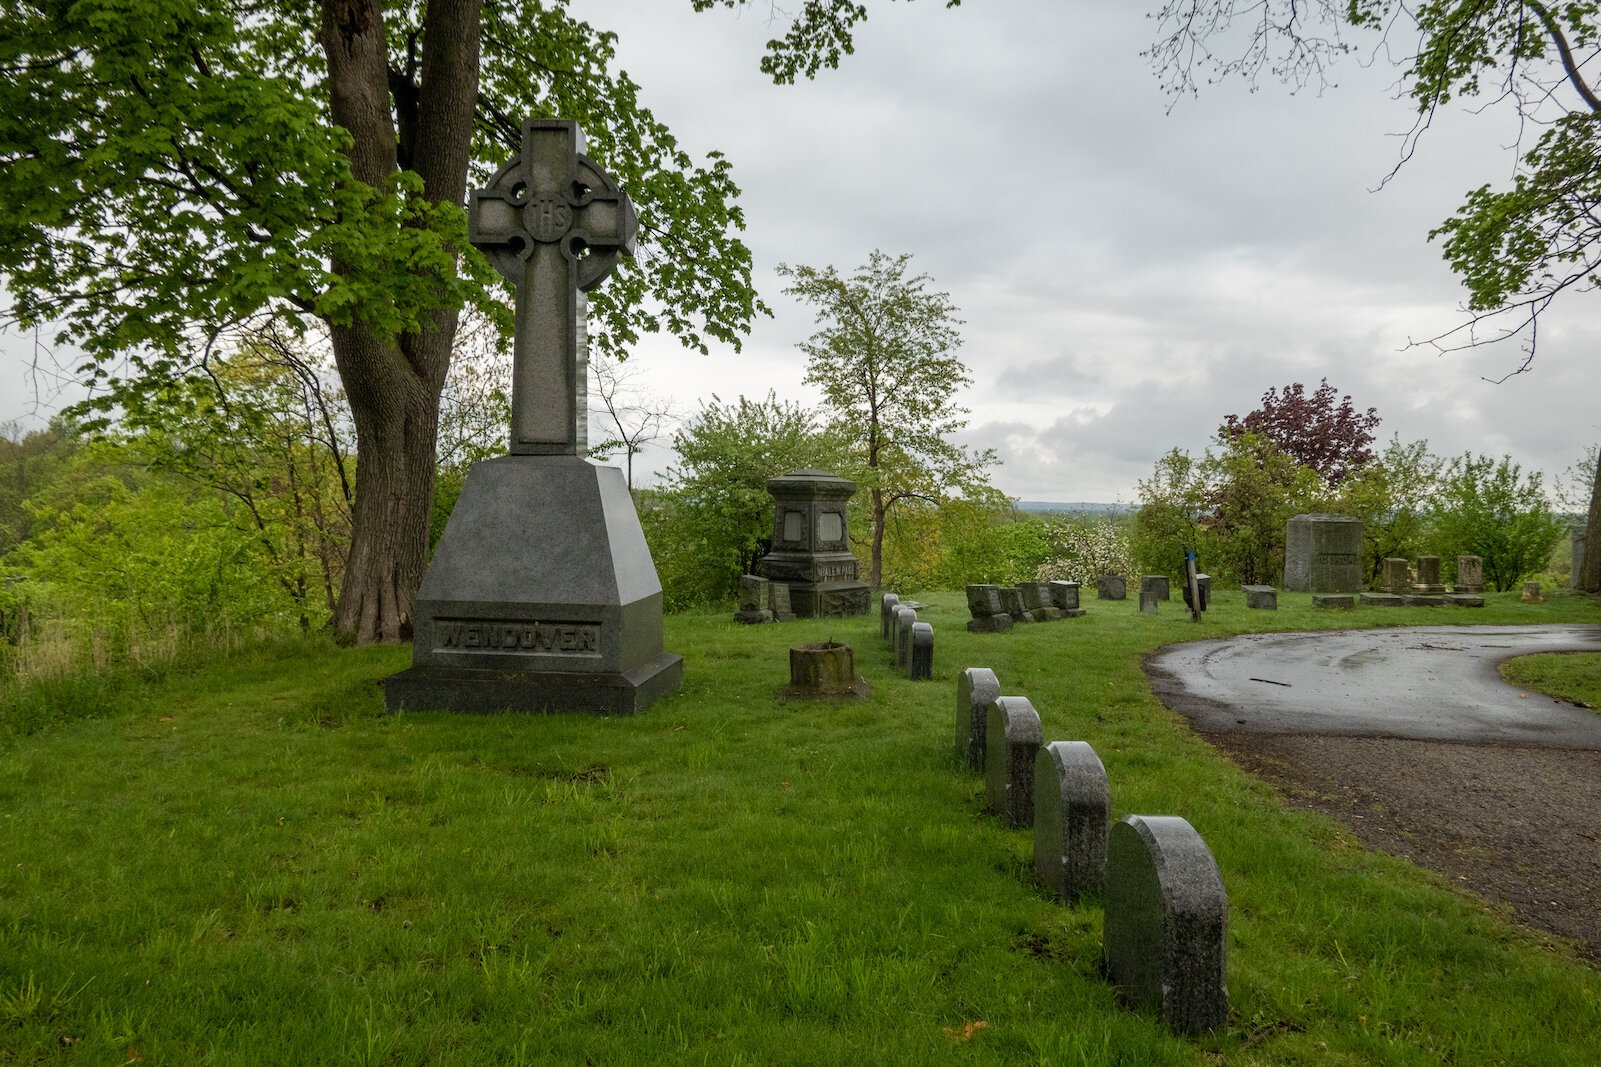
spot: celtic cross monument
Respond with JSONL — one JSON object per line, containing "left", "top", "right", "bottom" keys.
{"left": 384, "top": 119, "right": 683, "bottom": 715}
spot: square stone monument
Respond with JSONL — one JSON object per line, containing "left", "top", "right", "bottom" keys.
{"left": 384, "top": 119, "right": 682, "bottom": 715}
{"left": 757, "top": 470, "right": 871, "bottom": 617}
{"left": 1284, "top": 513, "right": 1362, "bottom": 593}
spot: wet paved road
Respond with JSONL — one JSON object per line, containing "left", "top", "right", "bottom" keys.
{"left": 1147, "top": 624, "right": 1601, "bottom": 748}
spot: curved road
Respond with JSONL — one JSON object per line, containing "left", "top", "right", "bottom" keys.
{"left": 1147, "top": 624, "right": 1601, "bottom": 748}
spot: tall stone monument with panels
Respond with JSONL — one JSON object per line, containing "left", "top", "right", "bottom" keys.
{"left": 384, "top": 119, "right": 682, "bottom": 715}
{"left": 757, "top": 470, "right": 871, "bottom": 617}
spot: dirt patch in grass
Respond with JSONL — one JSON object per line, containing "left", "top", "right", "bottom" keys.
{"left": 1204, "top": 732, "right": 1601, "bottom": 962}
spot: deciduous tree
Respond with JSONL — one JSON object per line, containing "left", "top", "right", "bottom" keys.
{"left": 1220, "top": 379, "right": 1379, "bottom": 486}
{"left": 779, "top": 250, "right": 997, "bottom": 587}
{"left": 1432, "top": 452, "right": 1564, "bottom": 591}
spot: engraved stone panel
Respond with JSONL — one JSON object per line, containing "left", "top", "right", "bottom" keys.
{"left": 1034, "top": 741, "right": 1110, "bottom": 901}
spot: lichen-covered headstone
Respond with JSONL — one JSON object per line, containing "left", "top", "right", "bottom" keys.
{"left": 984, "top": 696, "right": 1043, "bottom": 828}
{"left": 895, "top": 606, "right": 917, "bottom": 667}
{"left": 1048, "top": 581, "right": 1081, "bottom": 612}
{"left": 1096, "top": 576, "right": 1127, "bottom": 601}
{"left": 998, "top": 586, "right": 1029, "bottom": 622}
{"left": 956, "top": 667, "right": 1002, "bottom": 769}
{"left": 1414, "top": 555, "right": 1445, "bottom": 594}
{"left": 1381, "top": 557, "right": 1410, "bottom": 594}
{"left": 734, "top": 574, "right": 774, "bottom": 624}
{"left": 909, "top": 622, "right": 934, "bottom": 681}
{"left": 1454, "top": 555, "right": 1484, "bottom": 593}
{"left": 1523, "top": 581, "right": 1543, "bottom": 602}
{"left": 1140, "top": 576, "right": 1170, "bottom": 601}
{"left": 1139, "top": 589, "right": 1159, "bottom": 615}
{"left": 966, "top": 584, "right": 1003, "bottom": 617}
{"left": 1283, "top": 513, "right": 1362, "bottom": 593}
{"left": 1033, "top": 741, "right": 1110, "bottom": 901}
{"left": 1104, "top": 815, "right": 1228, "bottom": 1036}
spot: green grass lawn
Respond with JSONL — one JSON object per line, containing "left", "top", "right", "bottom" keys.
{"left": 4, "top": 591, "right": 1601, "bottom": 1064}
{"left": 1500, "top": 651, "right": 1601, "bottom": 710}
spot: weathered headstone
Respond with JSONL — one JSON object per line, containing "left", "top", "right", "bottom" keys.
{"left": 1360, "top": 592, "right": 1404, "bottom": 607}
{"left": 966, "top": 584, "right": 1003, "bottom": 618}
{"left": 1402, "top": 594, "right": 1445, "bottom": 607}
{"left": 1443, "top": 593, "right": 1486, "bottom": 607}
{"left": 1284, "top": 513, "right": 1362, "bottom": 592}
{"left": 1018, "top": 583, "right": 1050, "bottom": 611}
{"left": 1103, "top": 815, "right": 1228, "bottom": 1036}
{"left": 1453, "top": 555, "right": 1484, "bottom": 594}
{"left": 998, "top": 586, "right": 1029, "bottom": 621}
{"left": 385, "top": 118, "right": 681, "bottom": 715}
{"left": 1096, "top": 575, "right": 1127, "bottom": 601}
{"left": 909, "top": 622, "right": 934, "bottom": 681}
{"left": 956, "top": 667, "right": 1002, "bottom": 770}
{"left": 966, "top": 612, "right": 1014, "bottom": 634}
{"left": 1413, "top": 555, "right": 1446, "bottom": 594}
{"left": 1523, "top": 581, "right": 1543, "bottom": 602}
{"left": 1312, "top": 594, "right": 1354, "bottom": 609}
{"left": 895, "top": 606, "right": 917, "bottom": 667}
{"left": 768, "top": 581, "right": 796, "bottom": 622}
{"left": 880, "top": 593, "right": 900, "bottom": 642}
{"left": 1381, "top": 557, "right": 1410, "bottom": 594}
{"left": 1574, "top": 525, "right": 1589, "bottom": 589}
{"left": 1243, "top": 585, "right": 1277, "bottom": 610}
{"left": 757, "top": 470, "right": 870, "bottom": 617}
{"left": 1048, "top": 580, "right": 1082, "bottom": 612}
{"left": 781, "top": 641, "right": 869, "bottom": 701}
{"left": 1033, "top": 741, "right": 1110, "bottom": 901}
{"left": 734, "top": 574, "right": 774, "bottom": 624}
{"left": 1140, "top": 575, "right": 1171, "bottom": 601}
{"left": 1139, "top": 589, "right": 1159, "bottom": 615}
{"left": 985, "top": 696, "right": 1043, "bottom": 828}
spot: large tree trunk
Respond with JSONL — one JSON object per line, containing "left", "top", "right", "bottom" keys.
{"left": 1581, "top": 448, "right": 1601, "bottom": 593}
{"left": 869, "top": 486, "right": 886, "bottom": 588}
{"left": 320, "top": 0, "right": 482, "bottom": 642}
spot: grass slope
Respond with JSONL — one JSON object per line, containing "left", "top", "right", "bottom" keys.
{"left": 3, "top": 592, "right": 1601, "bottom": 1064}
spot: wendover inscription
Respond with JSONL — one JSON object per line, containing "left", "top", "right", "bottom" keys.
{"left": 436, "top": 620, "right": 601, "bottom": 655}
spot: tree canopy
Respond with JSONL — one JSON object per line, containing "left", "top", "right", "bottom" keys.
{"left": 1220, "top": 379, "right": 1380, "bottom": 486}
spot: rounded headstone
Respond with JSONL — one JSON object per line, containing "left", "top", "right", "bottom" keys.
{"left": 984, "top": 696, "right": 1043, "bottom": 828}
{"left": 956, "top": 667, "right": 1002, "bottom": 769}
{"left": 1033, "top": 741, "right": 1110, "bottom": 901}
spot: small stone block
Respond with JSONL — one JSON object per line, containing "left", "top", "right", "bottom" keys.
{"left": 1360, "top": 593, "right": 1404, "bottom": 607}
{"left": 1402, "top": 595, "right": 1445, "bottom": 607}
{"left": 1048, "top": 580, "right": 1080, "bottom": 611}
{"left": 1097, "top": 575, "right": 1127, "bottom": 600}
{"left": 1243, "top": 585, "right": 1277, "bottom": 610}
{"left": 1034, "top": 741, "right": 1110, "bottom": 901}
{"left": 733, "top": 609, "right": 774, "bottom": 624}
{"left": 966, "top": 614, "right": 1014, "bottom": 634}
{"left": 1032, "top": 606, "right": 1065, "bottom": 622}
{"left": 1380, "top": 557, "right": 1410, "bottom": 594}
{"left": 1104, "top": 815, "right": 1228, "bottom": 1036}
{"left": 767, "top": 581, "right": 795, "bottom": 621}
{"left": 1060, "top": 608, "right": 1087, "bottom": 618}
{"left": 1523, "top": 581, "right": 1543, "bottom": 602}
{"left": 895, "top": 607, "right": 917, "bottom": 666}
{"left": 908, "top": 622, "right": 934, "bottom": 681}
{"left": 1017, "top": 583, "right": 1050, "bottom": 611}
{"left": 1139, "top": 590, "right": 1159, "bottom": 614}
{"left": 985, "top": 696, "right": 1043, "bottom": 828}
{"left": 965, "top": 584, "right": 1002, "bottom": 618}
{"left": 997, "top": 587, "right": 1025, "bottom": 617}
{"left": 956, "top": 667, "right": 1002, "bottom": 769}
{"left": 1141, "top": 575, "right": 1171, "bottom": 601}
{"left": 880, "top": 593, "right": 900, "bottom": 640}
{"left": 1443, "top": 594, "right": 1485, "bottom": 607}
{"left": 1312, "top": 595, "right": 1354, "bottom": 609}
{"left": 737, "top": 574, "right": 769, "bottom": 612}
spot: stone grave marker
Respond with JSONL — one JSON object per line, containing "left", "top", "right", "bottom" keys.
{"left": 998, "top": 586, "right": 1029, "bottom": 621}
{"left": 385, "top": 118, "right": 681, "bottom": 715}
{"left": 1284, "top": 513, "right": 1362, "bottom": 592}
{"left": 880, "top": 593, "right": 900, "bottom": 641}
{"left": 734, "top": 574, "right": 773, "bottom": 624}
{"left": 1381, "top": 557, "right": 1409, "bottom": 594}
{"left": 1034, "top": 741, "right": 1110, "bottom": 901}
{"left": 1139, "top": 588, "right": 1159, "bottom": 614}
{"left": 1523, "top": 581, "right": 1543, "bottom": 602}
{"left": 985, "top": 696, "right": 1043, "bottom": 828}
{"left": 966, "top": 584, "right": 1014, "bottom": 632}
{"left": 1243, "top": 585, "right": 1276, "bottom": 610}
{"left": 1141, "top": 576, "right": 1170, "bottom": 601}
{"left": 1413, "top": 555, "right": 1445, "bottom": 594}
{"left": 895, "top": 606, "right": 917, "bottom": 667}
{"left": 1048, "top": 580, "right": 1083, "bottom": 613}
{"left": 1096, "top": 575, "right": 1127, "bottom": 601}
{"left": 1454, "top": 555, "right": 1484, "bottom": 593}
{"left": 909, "top": 622, "right": 934, "bottom": 681}
{"left": 957, "top": 667, "right": 1002, "bottom": 769}
{"left": 1312, "top": 594, "right": 1354, "bottom": 609}
{"left": 1103, "top": 814, "right": 1228, "bottom": 1036}
{"left": 1360, "top": 592, "right": 1404, "bottom": 607}
{"left": 1402, "top": 593, "right": 1445, "bottom": 607}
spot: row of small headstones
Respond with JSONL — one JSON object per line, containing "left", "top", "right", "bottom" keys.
{"left": 733, "top": 574, "right": 796, "bottom": 624}
{"left": 957, "top": 667, "right": 1228, "bottom": 1037}
{"left": 963, "top": 582, "right": 1087, "bottom": 633}
{"left": 880, "top": 594, "right": 934, "bottom": 681}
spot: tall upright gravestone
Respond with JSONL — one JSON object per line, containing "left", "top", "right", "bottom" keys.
{"left": 757, "top": 470, "right": 871, "bottom": 617}
{"left": 1284, "top": 513, "right": 1362, "bottom": 593}
{"left": 384, "top": 119, "right": 683, "bottom": 714}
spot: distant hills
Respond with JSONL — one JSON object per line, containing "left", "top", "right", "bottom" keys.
{"left": 1014, "top": 501, "right": 1135, "bottom": 517}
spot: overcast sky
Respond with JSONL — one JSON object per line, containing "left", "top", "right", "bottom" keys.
{"left": 4, "top": 0, "right": 1597, "bottom": 503}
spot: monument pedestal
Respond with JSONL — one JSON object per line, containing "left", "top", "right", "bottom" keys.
{"left": 384, "top": 455, "right": 682, "bottom": 714}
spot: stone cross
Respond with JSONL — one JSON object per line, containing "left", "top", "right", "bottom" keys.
{"left": 469, "top": 119, "right": 638, "bottom": 456}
